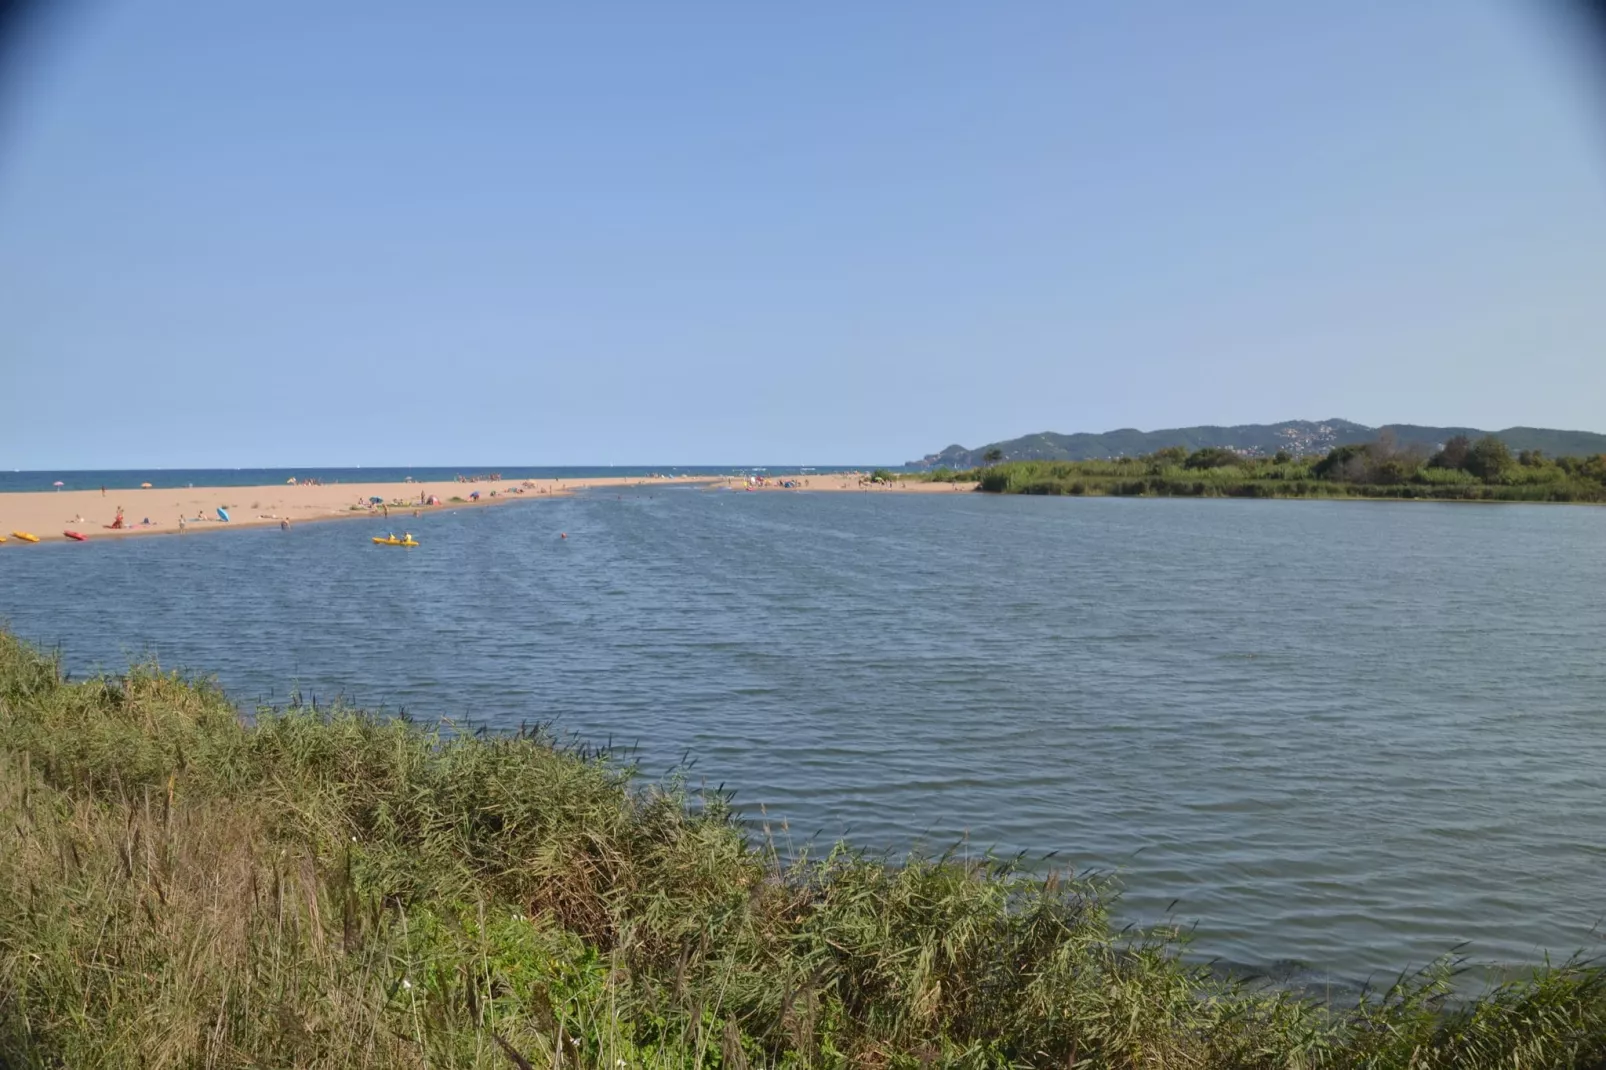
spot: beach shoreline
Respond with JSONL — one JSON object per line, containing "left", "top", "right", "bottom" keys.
{"left": 0, "top": 472, "right": 979, "bottom": 544}
{"left": 0, "top": 475, "right": 706, "bottom": 544}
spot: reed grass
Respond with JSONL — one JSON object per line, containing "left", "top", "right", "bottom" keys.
{"left": 2, "top": 629, "right": 1604, "bottom": 1067}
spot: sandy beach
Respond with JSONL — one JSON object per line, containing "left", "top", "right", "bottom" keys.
{"left": 0, "top": 472, "right": 978, "bottom": 544}
{"left": 0, "top": 475, "right": 709, "bottom": 544}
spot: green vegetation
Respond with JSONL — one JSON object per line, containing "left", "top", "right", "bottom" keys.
{"left": 920, "top": 434, "right": 1606, "bottom": 503}
{"left": 3, "top": 631, "right": 1606, "bottom": 1067}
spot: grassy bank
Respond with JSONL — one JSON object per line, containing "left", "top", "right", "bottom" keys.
{"left": 3, "top": 632, "right": 1605, "bottom": 1067}
{"left": 918, "top": 441, "right": 1606, "bottom": 503}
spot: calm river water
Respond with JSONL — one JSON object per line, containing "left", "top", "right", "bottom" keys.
{"left": 4, "top": 488, "right": 1603, "bottom": 986}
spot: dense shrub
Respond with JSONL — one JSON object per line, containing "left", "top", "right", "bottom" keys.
{"left": 1464, "top": 436, "right": 1514, "bottom": 481}
{"left": 1312, "top": 444, "right": 1373, "bottom": 481}
{"left": 1183, "top": 446, "right": 1242, "bottom": 470}
{"left": 920, "top": 440, "right": 1606, "bottom": 504}
{"left": 1429, "top": 435, "right": 1473, "bottom": 470}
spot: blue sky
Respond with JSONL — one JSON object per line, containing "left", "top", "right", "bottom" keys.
{"left": 2, "top": 1, "right": 1605, "bottom": 467}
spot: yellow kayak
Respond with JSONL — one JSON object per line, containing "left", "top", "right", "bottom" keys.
{"left": 371, "top": 536, "right": 419, "bottom": 547}
{"left": 11, "top": 532, "right": 38, "bottom": 543}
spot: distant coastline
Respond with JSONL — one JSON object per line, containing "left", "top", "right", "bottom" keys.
{"left": 10, "top": 444, "right": 1601, "bottom": 548}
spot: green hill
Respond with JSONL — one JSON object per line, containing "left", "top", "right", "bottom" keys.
{"left": 910, "top": 420, "right": 1606, "bottom": 469}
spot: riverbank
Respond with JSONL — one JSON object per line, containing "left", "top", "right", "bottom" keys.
{"left": 2, "top": 630, "right": 1602, "bottom": 1068}
{"left": 0, "top": 475, "right": 715, "bottom": 543}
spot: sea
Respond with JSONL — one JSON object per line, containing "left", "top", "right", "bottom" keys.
{"left": 0, "top": 466, "right": 865, "bottom": 493}
{"left": 3, "top": 480, "right": 1604, "bottom": 989}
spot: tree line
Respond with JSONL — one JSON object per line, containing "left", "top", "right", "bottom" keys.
{"left": 924, "top": 434, "right": 1606, "bottom": 502}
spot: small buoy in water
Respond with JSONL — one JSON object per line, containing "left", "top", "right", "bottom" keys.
{"left": 560, "top": 533, "right": 567, "bottom": 539}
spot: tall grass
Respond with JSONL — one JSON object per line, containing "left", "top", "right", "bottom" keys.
{"left": 3, "top": 630, "right": 1605, "bottom": 1067}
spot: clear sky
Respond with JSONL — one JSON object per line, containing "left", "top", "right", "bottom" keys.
{"left": 2, "top": 1, "right": 1605, "bottom": 467}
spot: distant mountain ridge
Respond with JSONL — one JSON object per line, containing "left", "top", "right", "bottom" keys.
{"left": 909, "top": 420, "right": 1606, "bottom": 469}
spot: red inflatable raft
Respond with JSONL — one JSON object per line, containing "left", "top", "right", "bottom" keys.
{"left": 63, "top": 530, "right": 87, "bottom": 542}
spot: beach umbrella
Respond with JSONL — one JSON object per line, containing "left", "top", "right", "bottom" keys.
{"left": 52, "top": 481, "right": 63, "bottom": 490}
{"left": 216, "top": 507, "right": 230, "bottom": 522}
{"left": 140, "top": 482, "right": 152, "bottom": 488}
{"left": 286, "top": 478, "right": 296, "bottom": 485}
{"left": 368, "top": 496, "right": 384, "bottom": 505}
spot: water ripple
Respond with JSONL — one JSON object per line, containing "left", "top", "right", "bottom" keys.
{"left": 4, "top": 491, "right": 1606, "bottom": 984}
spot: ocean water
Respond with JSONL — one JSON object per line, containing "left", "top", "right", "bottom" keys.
{"left": 3, "top": 487, "right": 1604, "bottom": 987}
{"left": 0, "top": 465, "right": 873, "bottom": 493}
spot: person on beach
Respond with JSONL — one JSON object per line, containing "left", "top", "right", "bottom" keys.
{"left": 179, "top": 516, "right": 186, "bottom": 532}
{"left": 111, "top": 507, "right": 124, "bottom": 529}
{"left": 280, "top": 518, "right": 290, "bottom": 531}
